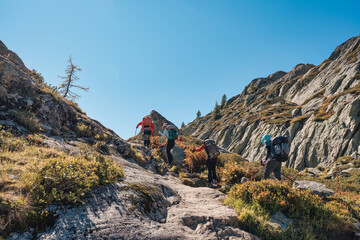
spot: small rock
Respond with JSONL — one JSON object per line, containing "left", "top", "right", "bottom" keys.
{"left": 7, "top": 174, "right": 19, "bottom": 180}
{"left": 240, "top": 177, "right": 250, "bottom": 184}
{"left": 293, "top": 180, "right": 334, "bottom": 197}
{"left": 268, "top": 212, "right": 293, "bottom": 230}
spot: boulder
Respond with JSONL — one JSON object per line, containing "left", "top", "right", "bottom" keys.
{"left": 293, "top": 180, "right": 334, "bottom": 197}
{"left": 268, "top": 212, "right": 293, "bottom": 230}
{"left": 170, "top": 145, "right": 186, "bottom": 166}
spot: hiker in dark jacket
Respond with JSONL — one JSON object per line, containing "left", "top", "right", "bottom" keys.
{"left": 159, "top": 123, "right": 177, "bottom": 165}
{"left": 261, "top": 134, "right": 281, "bottom": 181}
{"left": 193, "top": 138, "right": 220, "bottom": 187}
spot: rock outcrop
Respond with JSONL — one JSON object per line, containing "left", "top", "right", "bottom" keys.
{"left": 0, "top": 40, "right": 130, "bottom": 156}
{"left": 182, "top": 35, "right": 360, "bottom": 170}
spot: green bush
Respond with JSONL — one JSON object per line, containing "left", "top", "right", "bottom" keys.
{"left": 0, "top": 130, "right": 26, "bottom": 152}
{"left": 225, "top": 180, "right": 354, "bottom": 240}
{"left": 10, "top": 110, "right": 42, "bottom": 133}
{"left": 30, "top": 155, "right": 124, "bottom": 204}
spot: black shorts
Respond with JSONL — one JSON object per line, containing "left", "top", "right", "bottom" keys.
{"left": 143, "top": 130, "right": 152, "bottom": 135}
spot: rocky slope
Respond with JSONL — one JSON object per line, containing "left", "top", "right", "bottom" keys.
{"left": 0, "top": 40, "right": 130, "bottom": 155}
{"left": 1, "top": 40, "right": 259, "bottom": 239}
{"left": 182, "top": 35, "right": 360, "bottom": 170}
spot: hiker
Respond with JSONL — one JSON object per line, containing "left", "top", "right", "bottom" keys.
{"left": 193, "top": 138, "right": 220, "bottom": 187}
{"left": 159, "top": 123, "right": 178, "bottom": 165}
{"left": 136, "top": 116, "right": 154, "bottom": 147}
{"left": 261, "top": 134, "right": 290, "bottom": 181}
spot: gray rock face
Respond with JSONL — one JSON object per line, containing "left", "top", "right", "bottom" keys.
{"left": 182, "top": 35, "right": 360, "bottom": 170}
{"left": 293, "top": 180, "right": 335, "bottom": 197}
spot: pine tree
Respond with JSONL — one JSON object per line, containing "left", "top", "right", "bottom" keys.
{"left": 196, "top": 110, "right": 201, "bottom": 119}
{"left": 212, "top": 101, "right": 221, "bottom": 120}
{"left": 58, "top": 55, "right": 88, "bottom": 100}
{"left": 181, "top": 122, "right": 185, "bottom": 128}
{"left": 221, "top": 94, "right": 227, "bottom": 108}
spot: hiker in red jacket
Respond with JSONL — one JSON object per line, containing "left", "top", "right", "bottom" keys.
{"left": 136, "top": 116, "right": 154, "bottom": 147}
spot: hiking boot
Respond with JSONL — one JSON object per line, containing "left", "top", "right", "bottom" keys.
{"left": 207, "top": 183, "right": 214, "bottom": 188}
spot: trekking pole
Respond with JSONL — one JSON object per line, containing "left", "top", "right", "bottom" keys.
{"left": 159, "top": 133, "right": 161, "bottom": 156}
{"left": 191, "top": 149, "right": 194, "bottom": 174}
{"left": 279, "top": 171, "right": 295, "bottom": 183}
{"left": 261, "top": 160, "right": 295, "bottom": 183}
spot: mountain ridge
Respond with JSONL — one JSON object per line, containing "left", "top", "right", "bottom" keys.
{"left": 182, "top": 35, "right": 360, "bottom": 170}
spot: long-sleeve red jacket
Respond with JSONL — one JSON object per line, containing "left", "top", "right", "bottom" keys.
{"left": 136, "top": 121, "right": 154, "bottom": 133}
{"left": 194, "top": 144, "right": 205, "bottom": 152}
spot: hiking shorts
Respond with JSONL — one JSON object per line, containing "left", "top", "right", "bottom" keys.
{"left": 143, "top": 130, "right": 152, "bottom": 135}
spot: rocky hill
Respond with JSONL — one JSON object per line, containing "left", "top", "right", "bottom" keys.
{"left": 182, "top": 35, "right": 360, "bottom": 170}
{"left": 0, "top": 40, "right": 130, "bottom": 155}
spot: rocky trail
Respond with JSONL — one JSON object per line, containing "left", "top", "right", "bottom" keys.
{"left": 9, "top": 141, "right": 258, "bottom": 240}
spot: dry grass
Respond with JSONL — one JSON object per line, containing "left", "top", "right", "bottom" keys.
{"left": 314, "top": 80, "right": 360, "bottom": 121}
{"left": 302, "top": 89, "right": 325, "bottom": 105}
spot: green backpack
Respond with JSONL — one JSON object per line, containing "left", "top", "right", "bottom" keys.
{"left": 168, "top": 125, "right": 178, "bottom": 140}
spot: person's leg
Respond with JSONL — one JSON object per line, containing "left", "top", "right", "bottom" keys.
{"left": 273, "top": 162, "right": 282, "bottom": 181}
{"left": 211, "top": 158, "right": 217, "bottom": 183}
{"left": 166, "top": 140, "right": 175, "bottom": 164}
{"left": 143, "top": 131, "right": 151, "bottom": 147}
{"left": 263, "top": 159, "right": 281, "bottom": 179}
{"left": 207, "top": 159, "right": 213, "bottom": 185}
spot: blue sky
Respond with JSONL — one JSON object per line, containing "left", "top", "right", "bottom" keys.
{"left": 1, "top": 0, "right": 360, "bottom": 139}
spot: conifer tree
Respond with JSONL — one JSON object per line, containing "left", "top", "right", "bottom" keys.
{"left": 221, "top": 94, "right": 227, "bottom": 108}
{"left": 196, "top": 110, "right": 201, "bottom": 119}
{"left": 212, "top": 101, "right": 221, "bottom": 120}
{"left": 181, "top": 122, "right": 185, "bottom": 128}
{"left": 58, "top": 55, "right": 88, "bottom": 100}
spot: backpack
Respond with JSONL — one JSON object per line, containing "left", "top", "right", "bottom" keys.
{"left": 167, "top": 125, "right": 178, "bottom": 140}
{"left": 271, "top": 136, "right": 290, "bottom": 162}
{"left": 142, "top": 116, "right": 152, "bottom": 131}
{"left": 204, "top": 139, "right": 220, "bottom": 160}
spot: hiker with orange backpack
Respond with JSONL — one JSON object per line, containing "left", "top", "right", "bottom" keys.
{"left": 136, "top": 116, "right": 154, "bottom": 147}
{"left": 193, "top": 138, "right": 220, "bottom": 187}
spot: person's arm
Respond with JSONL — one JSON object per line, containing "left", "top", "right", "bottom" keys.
{"left": 159, "top": 130, "right": 165, "bottom": 137}
{"left": 194, "top": 144, "right": 205, "bottom": 152}
{"left": 136, "top": 121, "right": 142, "bottom": 129}
{"left": 164, "top": 129, "right": 169, "bottom": 139}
